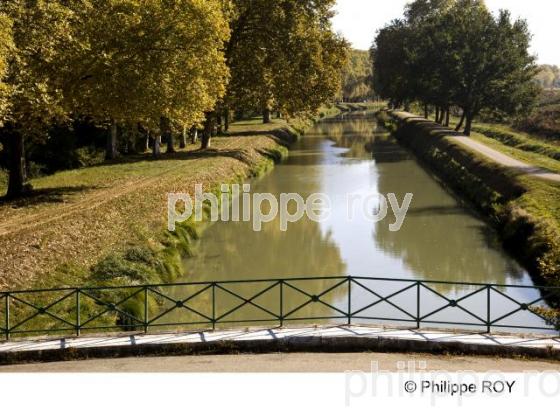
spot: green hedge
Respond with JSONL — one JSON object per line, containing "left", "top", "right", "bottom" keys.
{"left": 389, "top": 112, "right": 560, "bottom": 294}
{"left": 473, "top": 126, "right": 560, "bottom": 161}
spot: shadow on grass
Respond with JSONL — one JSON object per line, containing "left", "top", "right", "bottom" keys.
{"left": 0, "top": 129, "right": 289, "bottom": 206}
{"left": 0, "top": 149, "right": 257, "bottom": 207}
{"left": 80, "top": 147, "right": 259, "bottom": 170}
{"left": 0, "top": 185, "right": 95, "bottom": 208}
{"left": 225, "top": 127, "right": 298, "bottom": 146}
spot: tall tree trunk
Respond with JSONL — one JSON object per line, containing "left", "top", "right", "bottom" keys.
{"left": 424, "top": 104, "right": 429, "bottom": 119}
{"left": 455, "top": 111, "right": 466, "bottom": 132}
{"left": 445, "top": 108, "right": 450, "bottom": 127}
{"left": 190, "top": 127, "right": 198, "bottom": 144}
{"left": 216, "top": 111, "right": 223, "bottom": 135}
{"left": 201, "top": 112, "right": 215, "bottom": 149}
{"left": 145, "top": 132, "right": 150, "bottom": 152}
{"left": 263, "top": 108, "right": 271, "bottom": 124}
{"left": 6, "top": 132, "right": 26, "bottom": 198}
{"left": 435, "top": 107, "right": 440, "bottom": 123}
{"left": 464, "top": 112, "right": 474, "bottom": 136}
{"left": 160, "top": 117, "right": 174, "bottom": 154}
{"left": 152, "top": 133, "right": 161, "bottom": 158}
{"left": 106, "top": 119, "right": 118, "bottom": 160}
{"left": 180, "top": 125, "right": 187, "bottom": 149}
{"left": 224, "top": 108, "right": 230, "bottom": 132}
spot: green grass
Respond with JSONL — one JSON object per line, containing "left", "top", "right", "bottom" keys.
{"left": 0, "top": 107, "right": 344, "bottom": 335}
{"left": 470, "top": 132, "right": 560, "bottom": 174}
{"left": 416, "top": 110, "right": 560, "bottom": 175}
{"left": 472, "top": 124, "right": 560, "bottom": 158}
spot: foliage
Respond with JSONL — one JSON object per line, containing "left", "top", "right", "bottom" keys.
{"left": 340, "top": 49, "right": 373, "bottom": 102}
{"left": 63, "top": 0, "right": 230, "bottom": 131}
{"left": 0, "top": 12, "right": 12, "bottom": 127}
{"left": 515, "top": 90, "right": 560, "bottom": 139}
{"left": 372, "top": 0, "right": 539, "bottom": 135}
{"left": 0, "top": 0, "right": 75, "bottom": 136}
{"left": 535, "top": 65, "right": 560, "bottom": 90}
{"left": 224, "top": 0, "right": 348, "bottom": 117}
{"left": 0, "top": 0, "right": 347, "bottom": 196}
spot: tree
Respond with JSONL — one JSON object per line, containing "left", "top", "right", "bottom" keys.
{"left": 440, "top": 0, "right": 538, "bottom": 135}
{"left": 371, "top": 20, "right": 415, "bottom": 108}
{"left": 372, "top": 0, "right": 538, "bottom": 135}
{"left": 271, "top": 2, "right": 348, "bottom": 116}
{"left": 0, "top": 13, "right": 12, "bottom": 126}
{"left": 63, "top": 0, "right": 230, "bottom": 158}
{"left": 404, "top": 0, "right": 454, "bottom": 122}
{"left": 205, "top": 0, "right": 348, "bottom": 149}
{"left": 0, "top": 0, "right": 77, "bottom": 198}
{"left": 536, "top": 65, "right": 560, "bottom": 90}
{"left": 340, "top": 50, "right": 373, "bottom": 103}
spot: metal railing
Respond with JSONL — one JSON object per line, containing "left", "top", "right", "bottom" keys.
{"left": 0, "top": 276, "right": 559, "bottom": 340}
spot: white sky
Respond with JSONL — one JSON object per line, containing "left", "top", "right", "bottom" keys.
{"left": 333, "top": 0, "right": 560, "bottom": 65}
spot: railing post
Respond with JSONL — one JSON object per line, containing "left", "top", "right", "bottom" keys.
{"left": 4, "top": 293, "right": 9, "bottom": 341}
{"left": 347, "top": 278, "right": 352, "bottom": 326}
{"left": 279, "top": 280, "right": 284, "bottom": 328}
{"left": 76, "top": 290, "right": 81, "bottom": 337}
{"left": 486, "top": 285, "right": 491, "bottom": 334}
{"left": 416, "top": 282, "right": 421, "bottom": 329}
{"left": 144, "top": 286, "right": 149, "bottom": 334}
{"left": 212, "top": 283, "right": 216, "bottom": 331}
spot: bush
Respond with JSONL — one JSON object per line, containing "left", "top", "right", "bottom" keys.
{"left": 91, "top": 253, "right": 158, "bottom": 284}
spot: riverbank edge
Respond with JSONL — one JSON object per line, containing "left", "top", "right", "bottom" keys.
{"left": 381, "top": 111, "right": 560, "bottom": 308}
{"left": 119, "top": 110, "right": 346, "bottom": 283}
{"left": 65, "top": 108, "right": 346, "bottom": 325}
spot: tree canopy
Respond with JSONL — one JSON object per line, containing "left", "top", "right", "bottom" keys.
{"left": 339, "top": 49, "right": 374, "bottom": 102}
{"left": 536, "top": 65, "right": 560, "bottom": 89}
{"left": 0, "top": 13, "right": 12, "bottom": 126}
{"left": 223, "top": 0, "right": 348, "bottom": 124}
{"left": 0, "top": 0, "right": 348, "bottom": 197}
{"left": 372, "top": 0, "right": 539, "bottom": 135}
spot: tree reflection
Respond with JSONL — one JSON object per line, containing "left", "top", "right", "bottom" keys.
{"left": 369, "top": 128, "right": 525, "bottom": 291}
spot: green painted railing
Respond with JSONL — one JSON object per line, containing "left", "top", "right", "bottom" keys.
{"left": 1, "top": 276, "right": 559, "bottom": 340}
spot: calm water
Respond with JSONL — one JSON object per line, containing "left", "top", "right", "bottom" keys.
{"left": 167, "top": 112, "right": 551, "bottom": 332}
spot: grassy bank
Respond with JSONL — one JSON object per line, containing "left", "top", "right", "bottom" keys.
{"left": 383, "top": 112, "right": 560, "bottom": 301}
{"left": 0, "top": 111, "right": 345, "bottom": 335}
{"left": 0, "top": 118, "right": 307, "bottom": 292}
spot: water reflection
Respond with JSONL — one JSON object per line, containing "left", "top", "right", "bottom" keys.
{"left": 173, "top": 111, "right": 546, "bottom": 331}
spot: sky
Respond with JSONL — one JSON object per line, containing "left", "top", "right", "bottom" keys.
{"left": 332, "top": 0, "right": 560, "bottom": 65}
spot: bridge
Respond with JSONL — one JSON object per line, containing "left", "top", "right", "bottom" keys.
{"left": 0, "top": 276, "right": 559, "bottom": 364}
{"left": 1, "top": 276, "right": 559, "bottom": 340}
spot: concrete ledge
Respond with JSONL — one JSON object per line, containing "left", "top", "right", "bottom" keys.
{"left": 0, "top": 326, "right": 559, "bottom": 365}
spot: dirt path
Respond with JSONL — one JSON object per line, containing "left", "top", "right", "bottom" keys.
{"left": 0, "top": 162, "right": 187, "bottom": 236}
{"left": 0, "top": 136, "right": 280, "bottom": 289}
{"left": 393, "top": 112, "right": 560, "bottom": 183}
{"left": 1, "top": 352, "right": 558, "bottom": 372}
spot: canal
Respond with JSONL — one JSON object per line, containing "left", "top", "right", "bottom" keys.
{"left": 166, "top": 111, "right": 550, "bottom": 333}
